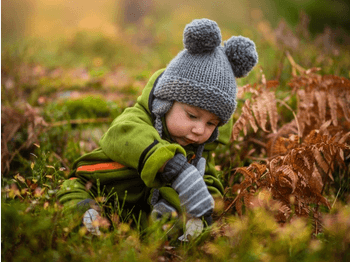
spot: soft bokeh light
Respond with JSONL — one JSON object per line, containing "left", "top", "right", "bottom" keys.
{"left": 3, "top": 0, "right": 349, "bottom": 42}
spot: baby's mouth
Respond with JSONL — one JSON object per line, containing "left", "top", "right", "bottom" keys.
{"left": 183, "top": 138, "right": 197, "bottom": 144}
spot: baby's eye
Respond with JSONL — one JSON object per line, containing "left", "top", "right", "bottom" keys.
{"left": 188, "top": 113, "right": 197, "bottom": 119}
{"left": 207, "top": 122, "right": 216, "bottom": 126}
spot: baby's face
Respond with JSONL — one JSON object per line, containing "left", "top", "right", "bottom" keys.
{"left": 165, "top": 101, "right": 220, "bottom": 146}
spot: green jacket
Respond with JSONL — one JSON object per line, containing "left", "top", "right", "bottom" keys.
{"left": 63, "top": 69, "right": 232, "bottom": 215}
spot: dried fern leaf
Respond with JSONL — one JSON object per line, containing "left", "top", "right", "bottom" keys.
{"left": 235, "top": 196, "right": 243, "bottom": 216}
{"left": 337, "top": 97, "right": 350, "bottom": 122}
{"left": 243, "top": 100, "right": 259, "bottom": 133}
{"left": 310, "top": 164, "right": 323, "bottom": 194}
{"left": 232, "top": 100, "right": 260, "bottom": 140}
{"left": 319, "top": 119, "right": 332, "bottom": 133}
{"left": 270, "top": 136, "right": 289, "bottom": 156}
{"left": 263, "top": 91, "right": 278, "bottom": 133}
{"left": 252, "top": 97, "right": 268, "bottom": 132}
{"left": 303, "top": 130, "right": 320, "bottom": 145}
{"left": 243, "top": 192, "right": 254, "bottom": 208}
{"left": 266, "top": 80, "right": 279, "bottom": 89}
{"left": 314, "top": 90, "right": 326, "bottom": 123}
{"left": 297, "top": 89, "right": 313, "bottom": 126}
{"left": 276, "top": 204, "right": 292, "bottom": 223}
{"left": 301, "top": 149, "right": 314, "bottom": 171}
{"left": 312, "top": 147, "right": 328, "bottom": 173}
{"left": 290, "top": 149, "right": 313, "bottom": 178}
{"left": 236, "top": 167, "right": 256, "bottom": 180}
{"left": 250, "top": 163, "right": 267, "bottom": 178}
{"left": 313, "top": 147, "right": 333, "bottom": 181}
{"left": 276, "top": 165, "right": 298, "bottom": 193}
{"left": 338, "top": 131, "right": 350, "bottom": 144}
{"left": 327, "top": 90, "right": 338, "bottom": 126}
{"left": 269, "top": 156, "right": 284, "bottom": 175}
{"left": 315, "top": 193, "right": 331, "bottom": 209}
{"left": 231, "top": 114, "right": 246, "bottom": 140}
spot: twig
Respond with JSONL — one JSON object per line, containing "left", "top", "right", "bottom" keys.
{"left": 248, "top": 138, "right": 267, "bottom": 148}
{"left": 331, "top": 187, "right": 341, "bottom": 209}
{"left": 49, "top": 117, "right": 113, "bottom": 127}
{"left": 218, "top": 193, "right": 241, "bottom": 221}
{"left": 276, "top": 99, "right": 301, "bottom": 141}
{"left": 246, "top": 156, "right": 268, "bottom": 162}
{"left": 51, "top": 152, "right": 70, "bottom": 172}
{"left": 286, "top": 51, "right": 306, "bottom": 75}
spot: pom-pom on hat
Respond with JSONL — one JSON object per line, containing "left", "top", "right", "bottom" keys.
{"left": 153, "top": 18, "right": 258, "bottom": 125}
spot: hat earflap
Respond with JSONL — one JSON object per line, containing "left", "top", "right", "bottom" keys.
{"left": 152, "top": 98, "right": 173, "bottom": 138}
{"left": 224, "top": 36, "right": 258, "bottom": 78}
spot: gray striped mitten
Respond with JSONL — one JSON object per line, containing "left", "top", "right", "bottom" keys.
{"left": 172, "top": 162, "right": 214, "bottom": 218}
{"left": 151, "top": 199, "right": 178, "bottom": 221}
{"left": 195, "top": 157, "right": 206, "bottom": 177}
{"left": 161, "top": 154, "right": 214, "bottom": 218}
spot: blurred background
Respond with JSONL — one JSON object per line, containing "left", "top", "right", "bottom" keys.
{"left": 2, "top": 0, "right": 350, "bottom": 107}
{"left": 2, "top": 0, "right": 350, "bottom": 42}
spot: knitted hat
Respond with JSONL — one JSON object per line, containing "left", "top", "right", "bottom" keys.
{"left": 153, "top": 18, "right": 258, "bottom": 125}
{"left": 151, "top": 18, "right": 258, "bottom": 164}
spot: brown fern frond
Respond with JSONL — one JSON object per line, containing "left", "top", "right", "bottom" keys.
{"left": 250, "top": 163, "right": 267, "bottom": 178}
{"left": 244, "top": 100, "right": 259, "bottom": 133}
{"left": 287, "top": 72, "right": 350, "bottom": 138}
{"left": 232, "top": 100, "right": 259, "bottom": 140}
{"left": 313, "top": 147, "right": 331, "bottom": 179}
{"left": 263, "top": 91, "right": 278, "bottom": 133}
{"left": 236, "top": 167, "right": 256, "bottom": 181}
{"left": 319, "top": 119, "right": 332, "bottom": 134}
{"left": 314, "top": 90, "right": 327, "bottom": 123}
{"left": 303, "top": 130, "right": 321, "bottom": 145}
{"left": 266, "top": 122, "right": 300, "bottom": 157}
{"left": 268, "top": 136, "right": 289, "bottom": 156}
{"left": 338, "top": 98, "right": 350, "bottom": 122}
{"left": 276, "top": 204, "right": 292, "bottom": 223}
{"left": 266, "top": 80, "right": 280, "bottom": 89}
{"left": 243, "top": 192, "right": 255, "bottom": 209}
{"left": 338, "top": 131, "right": 350, "bottom": 144}
{"left": 231, "top": 113, "right": 247, "bottom": 141}
{"left": 227, "top": 67, "right": 349, "bottom": 223}
{"left": 276, "top": 165, "right": 298, "bottom": 193}
{"left": 268, "top": 156, "right": 284, "bottom": 176}
{"left": 310, "top": 164, "right": 323, "bottom": 194}
{"left": 235, "top": 196, "right": 243, "bottom": 216}
{"left": 252, "top": 97, "right": 268, "bottom": 132}
{"left": 327, "top": 90, "right": 338, "bottom": 126}
{"left": 290, "top": 148, "right": 314, "bottom": 179}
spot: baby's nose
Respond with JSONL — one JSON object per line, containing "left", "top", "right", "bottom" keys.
{"left": 192, "top": 123, "right": 205, "bottom": 135}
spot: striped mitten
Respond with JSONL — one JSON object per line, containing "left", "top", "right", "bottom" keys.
{"left": 151, "top": 199, "right": 178, "bottom": 221}
{"left": 173, "top": 162, "right": 214, "bottom": 217}
{"left": 160, "top": 154, "right": 214, "bottom": 218}
{"left": 195, "top": 157, "right": 206, "bottom": 177}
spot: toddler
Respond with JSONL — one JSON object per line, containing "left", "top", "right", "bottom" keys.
{"left": 57, "top": 18, "right": 258, "bottom": 236}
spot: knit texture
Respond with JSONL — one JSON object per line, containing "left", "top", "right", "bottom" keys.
{"left": 172, "top": 162, "right": 214, "bottom": 218}
{"left": 154, "top": 18, "right": 258, "bottom": 124}
{"left": 151, "top": 97, "right": 173, "bottom": 138}
{"left": 160, "top": 153, "right": 187, "bottom": 183}
{"left": 196, "top": 157, "right": 206, "bottom": 177}
{"left": 151, "top": 199, "right": 178, "bottom": 221}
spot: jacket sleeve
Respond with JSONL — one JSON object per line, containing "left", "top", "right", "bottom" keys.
{"left": 99, "top": 103, "right": 186, "bottom": 189}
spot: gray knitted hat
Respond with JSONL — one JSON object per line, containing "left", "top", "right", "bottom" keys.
{"left": 153, "top": 18, "right": 258, "bottom": 125}
{"left": 151, "top": 18, "right": 258, "bottom": 164}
